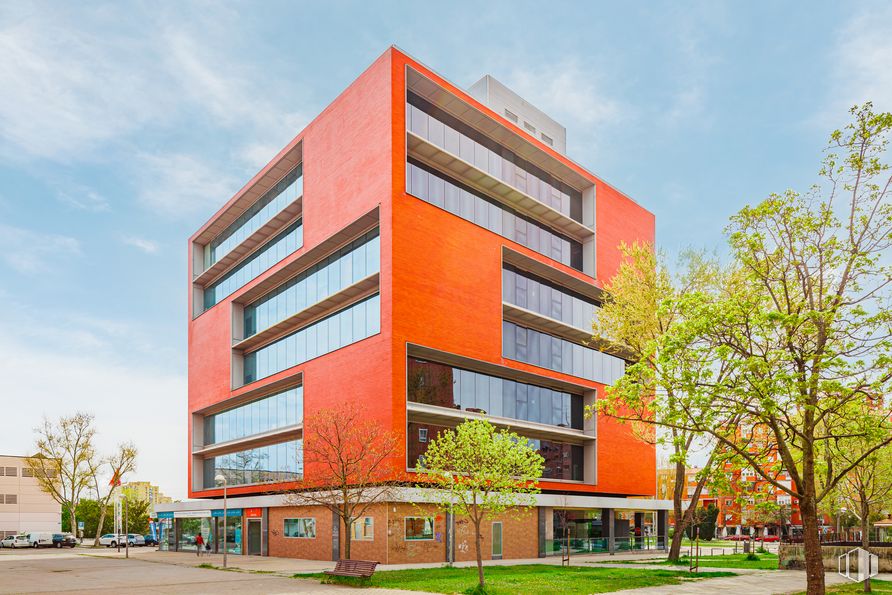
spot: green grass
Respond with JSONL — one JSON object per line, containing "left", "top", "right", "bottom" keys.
{"left": 303, "top": 564, "right": 736, "bottom": 594}
{"left": 790, "top": 579, "right": 892, "bottom": 594}
{"left": 607, "top": 552, "right": 779, "bottom": 570}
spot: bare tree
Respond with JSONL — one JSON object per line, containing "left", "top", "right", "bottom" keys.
{"left": 285, "top": 402, "right": 399, "bottom": 560}
{"left": 27, "top": 413, "right": 96, "bottom": 536}
{"left": 87, "top": 443, "right": 137, "bottom": 545}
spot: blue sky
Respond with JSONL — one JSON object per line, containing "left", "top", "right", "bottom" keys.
{"left": 1, "top": 1, "right": 890, "bottom": 499}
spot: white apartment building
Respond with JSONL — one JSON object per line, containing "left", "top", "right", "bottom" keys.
{"left": 0, "top": 454, "right": 62, "bottom": 537}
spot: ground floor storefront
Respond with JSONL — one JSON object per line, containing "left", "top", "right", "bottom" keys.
{"left": 155, "top": 492, "right": 670, "bottom": 564}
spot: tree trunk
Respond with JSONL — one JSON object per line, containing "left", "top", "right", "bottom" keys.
{"left": 343, "top": 511, "right": 352, "bottom": 561}
{"left": 799, "top": 486, "right": 825, "bottom": 594}
{"left": 473, "top": 517, "right": 485, "bottom": 588}
{"left": 668, "top": 460, "right": 687, "bottom": 562}
{"left": 861, "top": 498, "right": 871, "bottom": 593}
{"left": 94, "top": 505, "right": 108, "bottom": 546}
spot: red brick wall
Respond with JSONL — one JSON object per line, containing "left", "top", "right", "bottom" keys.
{"left": 268, "top": 505, "right": 333, "bottom": 560}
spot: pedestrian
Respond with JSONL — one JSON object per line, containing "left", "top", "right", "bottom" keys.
{"left": 195, "top": 533, "right": 204, "bottom": 556}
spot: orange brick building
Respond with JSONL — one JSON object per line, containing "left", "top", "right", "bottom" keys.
{"left": 156, "top": 47, "right": 669, "bottom": 561}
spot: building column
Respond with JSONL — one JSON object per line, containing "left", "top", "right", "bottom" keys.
{"left": 537, "top": 507, "right": 547, "bottom": 558}
{"left": 657, "top": 510, "right": 668, "bottom": 550}
{"left": 331, "top": 510, "right": 340, "bottom": 561}
{"left": 261, "top": 508, "right": 268, "bottom": 557}
{"left": 602, "top": 508, "right": 615, "bottom": 554}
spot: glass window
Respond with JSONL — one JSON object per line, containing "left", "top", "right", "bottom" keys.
{"left": 204, "top": 220, "right": 303, "bottom": 310}
{"left": 352, "top": 517, "right": 374, "bottom": 541}
{"left": 284, "top": 518, "right": 316, "bottom": 539}
{"left": 404, "top": 517, "right": 435, "bottom": 541}
{"left": 243, "top": 294, "right": 380, "bottom": 384}
{"left": 205, "top": 439, "right": 302, "bottom": 488}
{"left": 502, "top": 265, "right": 598, "bottom": 331}
{"left": 406, "top": 161, "right": 583, "bottom": 272}
{"left": 205, "top": 165, "right": 303, "bottom": 267}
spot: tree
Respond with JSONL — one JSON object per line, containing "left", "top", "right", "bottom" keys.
{"left": 64, "top": 499, "right": 114, "bottom": 538}
{"left": 27, "top": 413, "right": 96, "bottom": 538}
{"left": 834, "top": 437, "right": 892, "bottom": 593}
{"left": 661, "top": 104, "right": 892, "bottom": 594}
{"left": 420, "top": 419, "right": 544, "bottom": 592}
{"left": 592, "top": 243, "right": 736, "bottom": 561}
{"left": 285, "top": 402, "right": 399, "bottom": 560}
{"left": 86, "top": 443, "right": 137, "bottom": 546}
{"left": 122, "top": 496, "right": 150, "bottom": 535}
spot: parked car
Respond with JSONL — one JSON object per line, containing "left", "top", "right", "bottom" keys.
{"left": 27, "top": 532, "right": 54, "bottom": 548}
{"left": 98, "top": 533, "right": 130, "bottom": 547}
{"left": 757, "top": 535, "right": 780, "bottom": 542}
{"left": 127, "top": 534, "right": 145, "bottom": 546}
{"left": 726, "top": 534, "right": 752, "bottom": 541}
{"left": 143, "top": 534, "right": 158, "bottom": 546}
{"left": 52, "top": 533, "right": 77, "bottom": 548}
{"left": 0, "top": 535, "right": 31, "bottom": 548}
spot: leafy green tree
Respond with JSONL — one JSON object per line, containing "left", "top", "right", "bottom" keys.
{"left": 592, "top": 243, "right": 737, "bottom": 561}
{"left": 421, "top": 419, "right": 544, "bottom": 592}
{"left": 123, "top": 496, "right": 150, "bottom": 535}
{"left": 659, "top": 104, "right": 892, "bottom": 595}
{"left": 62, "top": 499, "right": 115, "bottom": 537}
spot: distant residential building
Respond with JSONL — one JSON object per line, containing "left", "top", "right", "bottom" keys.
{"left": 113, "top": 481, "right": 173, "bottom": 514}
{"left": 0, "top": 454, "right": 61, "bottom": 537}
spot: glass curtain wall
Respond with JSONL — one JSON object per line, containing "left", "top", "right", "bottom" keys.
{"left": 203, "top": 386, "right": 303, "bottom": 446}
{"left": 243, "top": 294, "right": 380, "bottom": 384}
{"left": 503, "top": 265, "right": 598, "bottom": 329}
{"left": 205, "top": 164, "right": 303, "bottom": 267}
{"left": 202, "top": 439, "right": 302, "bottom": 488}
{"left": 406, "top": 93, "right": 582, "bottom": 223}
{"left": 502, "top": 321, "right": 625, "bottom": 384}
{"left": 407, "top": 358, "right": 583, "bottom": 429}
{"left": 407, "top": 160, "right": 583, "bottom": 271}
{"left": 243, "top": 228, "right": 380, "bottom": 337}
{"left": 204, "top": 220, "right": 303, "bottom": 309}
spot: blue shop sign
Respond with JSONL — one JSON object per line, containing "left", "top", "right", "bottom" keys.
{"left": 212, "top": 508, "right": 243, "bottom": 517}
{"left": 156, "top": 511, "right": 174, "bottom": 519}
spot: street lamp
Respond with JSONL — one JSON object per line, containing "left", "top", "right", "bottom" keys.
{"left": 214, "top": 474, "right": 227, "bottom": 568}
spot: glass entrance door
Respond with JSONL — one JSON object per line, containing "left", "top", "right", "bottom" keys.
{"left": 247, "top": 519, "right": 262, "bottom": 555}
{"left": 492, "top": 522, "right": 503, "bottom": 559}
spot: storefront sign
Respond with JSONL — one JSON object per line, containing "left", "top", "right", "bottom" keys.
{"left": 174, "top": 510, "right": 212, "bottom": 518}
{"left": 245, "top": 508, "right": 263, "bottom": 518}
{"left": 156, "top": 511, "right": 175, "bottom": 519}
{"left": 212, "top": 508, "right": 243, "bottom": 517}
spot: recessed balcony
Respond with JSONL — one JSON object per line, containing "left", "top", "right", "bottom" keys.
{"left": 407, "top": 131, "right": 594, "bottom": 241}
{"left": 502, "top": 302, "right": 594, "bottom": 344}
{"left": 193, "top": 198, "right": 303, "bottom": 287}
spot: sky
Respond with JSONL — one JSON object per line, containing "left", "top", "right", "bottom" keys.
{"left": 1, "top": 1, "right": 890, "bottom": 500}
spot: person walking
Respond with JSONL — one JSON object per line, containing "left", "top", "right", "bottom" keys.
{"left": 195, "top": 533, "right": 204, "bottom": 556}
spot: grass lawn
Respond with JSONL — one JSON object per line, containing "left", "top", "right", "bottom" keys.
{"left": 306, "top": 564, "right": 735, "bottom": 594}
{"left": 608, "top": 552, "right": 779, "bottom": 570}
{"left": 791, "top": 579, "right": 892, "bottom": 594}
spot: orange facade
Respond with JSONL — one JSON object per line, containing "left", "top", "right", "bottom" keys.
{"left": 186, "top": 47, "right": 657, "bottom": 506}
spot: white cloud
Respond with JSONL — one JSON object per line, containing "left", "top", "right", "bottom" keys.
{"left": 0, "top": 224, "right": 81, "bottom": 274}
{"left": 137, "top": 152, "right": 240, "bottom": 216}
{"left": 121, "top": 235, "right": 160, "bottom": 254}
{"left": 57, "top": 188, "right": 110, "bottom": 212}
{"left": 823, "top": 4, "right": 892, "bottom": 121}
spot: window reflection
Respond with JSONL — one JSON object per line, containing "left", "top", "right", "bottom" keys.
{"left": 244, "top": 229, "right": 380, "bottom": 337}
{"left": 407, "top": 161, "right": 583, "bottom": 271}
{"left": 243, "top": 294, "right": 380, "bottom": 384}
{"left": 203, "top": 386, "right": 303, "bottom": 446}
{"left": 204, "top": 220, "right": 303, "bottom": 310}
{"left": 407, "top": 358, "right": 582, "bottom": 429}
{"left": 202, "top": 439, "right": 302, "bottom": 488}
{"left": 502, "top": 321, "right": 625, "bottom": 384}
{"left": 206, "top": 165, "right": 303, "bottom": 267}
{"left": 503, "top": 265, "right": 599, "bottom": 330}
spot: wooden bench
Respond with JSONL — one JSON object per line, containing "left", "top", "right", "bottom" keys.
{"left": 324, "top": 559, "right": 379, "bottom": 580}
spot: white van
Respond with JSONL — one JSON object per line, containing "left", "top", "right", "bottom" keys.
{"left": 27, "top": 532, "right": 54, "bottom": 548}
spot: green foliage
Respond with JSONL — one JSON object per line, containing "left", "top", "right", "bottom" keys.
{"left": 420, "top": 419, "right": 544, "bottom": 588}
{"left": 61, "top": 499, "right": 114, "bottom": 535}
{"left": 122, "top": 496, "right": 150, "bottom": 534}
{"left": 686, "top": 504, "right": 718, "bottom": 541}
{"left": 745, "top": 553, "right": 760, "bottom": 562}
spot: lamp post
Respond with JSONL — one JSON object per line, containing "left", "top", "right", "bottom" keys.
{"left": 215, "top": 474, "right": 227, "bottom": 568}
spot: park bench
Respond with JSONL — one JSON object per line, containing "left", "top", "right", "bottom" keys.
{"left": 324, "top": 559, "right": 379, "bottom": 580}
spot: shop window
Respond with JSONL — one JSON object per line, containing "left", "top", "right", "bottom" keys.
{"left": 404, "top": 517, "right": 434, "bottom": 541}
{"left": 352, "top": 517, "right": 374, "bottom": 541}
{"left": 284, "top": 518, "right": 316, "bottom": 538}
